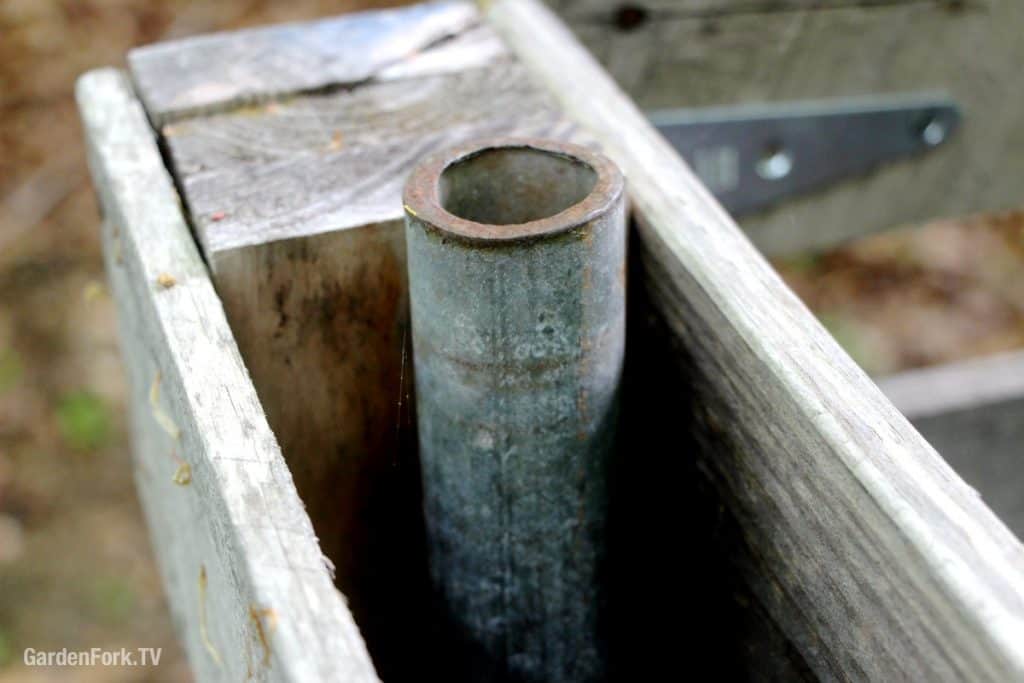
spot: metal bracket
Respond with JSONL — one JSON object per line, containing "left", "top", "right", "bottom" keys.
{"left": 651, "top": 93, "right": 961, "bottom": 216}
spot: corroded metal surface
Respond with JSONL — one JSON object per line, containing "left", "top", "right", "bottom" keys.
{"left": 404, "top": 138, "right": 626, "bottom": 682}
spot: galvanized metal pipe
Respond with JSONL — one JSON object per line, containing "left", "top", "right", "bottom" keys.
{"left": 403, "top": 138, "right": 626, "bottom": 683}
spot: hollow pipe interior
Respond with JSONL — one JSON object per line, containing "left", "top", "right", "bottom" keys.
{"left": 438, "top": 147, "right": 598, "bottom": 225}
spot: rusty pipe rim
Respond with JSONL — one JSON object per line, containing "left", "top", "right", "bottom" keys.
{"left": 403, "top": 136, "right": 624, "bottom": 244}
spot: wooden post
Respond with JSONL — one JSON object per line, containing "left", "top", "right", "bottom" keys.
{"left": 403, "top": 138, "right": 626, "bottom": 682}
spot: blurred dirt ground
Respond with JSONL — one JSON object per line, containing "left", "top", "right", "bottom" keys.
{"left": 0, "top": 0, "right": 1022, "bottom": 681}
{"left": 774, "top": 210, "right": 1024, "bottom": 376}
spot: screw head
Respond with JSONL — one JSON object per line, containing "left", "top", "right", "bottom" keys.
{"left": 756, "top": 148, "right": 794, "bottom": 181}
{"left": 921, "top": 119, "right": 946, "bottom": 147}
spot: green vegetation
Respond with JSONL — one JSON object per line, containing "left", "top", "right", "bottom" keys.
{"left": 55, "top": 392, "right": 111, "bottom": 452}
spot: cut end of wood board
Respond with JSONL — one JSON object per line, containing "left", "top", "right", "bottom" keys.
{"left": 128, "top": 0, "right": 481, "bottom": 125}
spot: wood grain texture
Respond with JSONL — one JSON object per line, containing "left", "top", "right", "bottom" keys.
{"left": 165, "top": 60, "right": 582, "bottom": 254}
{"left": 548, "top": 0, "right": 1024, "bottom": 254}
{"left": 76, "top": 68, "right": 378, "bottom": 683}
{"left": 128, "top": 0, "right": 479, "bottom": 125}
{"left": 142, "top": 7, "right": 589, "bottom": 673}
{"left": 879, "top": 352, "right": 1024, "bottom": 539}
{"left": 208, "top": 223, "right": 432, "bottom": 679}
{"left": 485, "top": 1, "right": 1024, "bottom": 679}
{"left": 189, "top": 77, "right": 584, "bottom": 672}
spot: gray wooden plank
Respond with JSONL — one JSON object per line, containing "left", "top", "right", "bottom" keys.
{"left": 76, "top": 67, "right": 379, "bottom": 683}
{"left": 128, "top": 0, "right": 480, "bottom": 125}
{"left": 164, "top": 60, "right": 584, "bottom": 255}
{"left": 485, "top": 0, "right": 1024, "bottom": 679}
{"left": 163, "top": 52, "right": 515, "bottom": 174}
{"left": 549, "top": 0, "right": 1024, "bottom": 255}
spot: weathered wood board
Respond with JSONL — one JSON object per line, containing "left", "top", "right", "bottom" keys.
{"left": 86, "top": 0, "right": 1024, "bottom": 680}
{"left": 161, "top": 61, "right": 579, "bottom": 254}
{"left": 127, "top": 2, "right": 590, "bottom": 674}
{"left": 548, "top": 0, "right": 1024, "bottom": 254}
{"left": 880, "top": 351, "right": 1024, "bottom": 540}
{"left": 128, "top": 1, "right": 480, "bottom": 125}
{"left": 76, "top": 68, "right": 378, "bottom": 683}
{"left": 485, "top": 0, "right": 1024, "bottom": 680}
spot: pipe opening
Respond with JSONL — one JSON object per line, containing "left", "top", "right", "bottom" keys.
{"left": 439, "top": 146, "right": 598, "bottom": 226}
